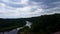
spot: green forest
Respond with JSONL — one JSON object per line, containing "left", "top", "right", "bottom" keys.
{"left": 0, "top": 19, "right": 26, "bottom": 32}
{"left": 18, "top": 13, "right": 60, "bottom": 34}
{"left": 0, "top": 13, "right": 60, "bottom": 34}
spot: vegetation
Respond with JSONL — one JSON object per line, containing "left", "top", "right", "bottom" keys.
{"left": 18, "top": 13, "right": 60, "bottom": 34}
{"left": 0, "top": 19, "right": 26, "bottom": 32}
{"left": 0, "top": 13, "right": 60, "bottom": 34}
{"left": 17, "top": 26, "right": 31, "bottom": 34}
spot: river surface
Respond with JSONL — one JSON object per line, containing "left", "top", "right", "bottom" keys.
{"left": 0, "top": 20, "right": 60, "bottom": 34}
{"left": 0, "top": 28, "right": 19, "bottom": 34}
{"left": 0, "top": 21, "right": 31, "bottom": 34}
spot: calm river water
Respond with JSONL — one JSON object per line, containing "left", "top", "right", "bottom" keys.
{"left": 0, "top": 21, "right": 31, "bottom": 34}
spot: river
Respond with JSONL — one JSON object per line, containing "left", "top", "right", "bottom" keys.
{"left": 0, "top": 21, "right": 31, "bottom": 34}
{"left": 0, "top": 21, "right": 60, "bottom": 34}
{"left": 0, "top": 29, "right": 18, "bottom": 34}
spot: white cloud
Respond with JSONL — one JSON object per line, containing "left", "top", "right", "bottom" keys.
{"left": 2, "top": 0, "right": 29, "bottom": 5}
{"left": 0, "top": 0, "right": 44, "bottom": 18}
{"left": 0, "top": 0, "right": 60, "bottom": 18}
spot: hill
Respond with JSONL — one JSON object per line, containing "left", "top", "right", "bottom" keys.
{"left": 17, "top": 13, "right": 60, "bottom": 34}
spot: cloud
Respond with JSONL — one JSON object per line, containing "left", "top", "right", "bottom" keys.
{"left": 0, "top": 0, "right": 44, "bottom": 18}
{"left": 43, "top": 1, "right": 60, "bottom": 14}
{"left": 2, "top": 0, "right": 29, "bottom": 5}
{"left": 0, "top": 0, "right": 60, "bottom": 18}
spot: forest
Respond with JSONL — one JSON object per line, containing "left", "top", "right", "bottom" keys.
{"left": 0, "top": 13, "right": 60, "bottom": 34}
{"left": 0, "top": 18, "right": 26, "bottom": 32}
{"left": 18, "top": 13, "right": 60, "bottom": 34}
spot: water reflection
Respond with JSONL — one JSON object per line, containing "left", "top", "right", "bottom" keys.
{"left": 0, "top": 21, "right": 32, "bottom": 34}
{"left": 26, "top": 21, "right": 32, "bottom": 28}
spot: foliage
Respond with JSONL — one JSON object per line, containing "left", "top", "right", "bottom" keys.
{"left": 30, "top": 13, "right": 60, "bottom": 34}
{"left": 0, "top": 13, "right": 60, "bottom": 34}
{"left": 18, "top": 13, "right": 60, "bottom": 34}
{"left": 0, "top": 19, "right": 26, "bottom": 32}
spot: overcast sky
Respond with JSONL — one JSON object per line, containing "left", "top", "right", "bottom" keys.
{"left": 0, "top": 0, "right": 60, "bottom": 18}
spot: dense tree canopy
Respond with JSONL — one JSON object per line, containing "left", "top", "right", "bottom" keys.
{"left": 18, "top": 13, "right": 60, "bottom": 34}
{"left": 30, "top": 14, "right": 60, "bottom": 34}
{"left": 0, "top": 19, "right": 26, "bottom": 32}
{"left": 0, "top": 13, "right": 60, "bottom": 34}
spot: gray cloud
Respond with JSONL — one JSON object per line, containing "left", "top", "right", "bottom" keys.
{"left": 0, "top": 0, "right": 60, "bottom": 18}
